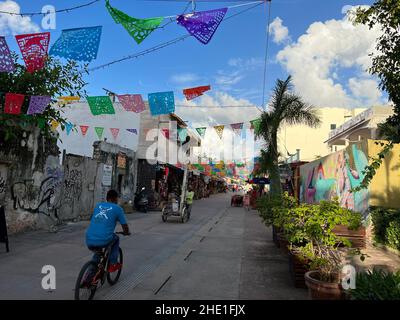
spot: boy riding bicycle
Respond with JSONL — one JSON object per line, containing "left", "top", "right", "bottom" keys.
{"left": 86, "top": 189, "right": 130, "bottom": 272}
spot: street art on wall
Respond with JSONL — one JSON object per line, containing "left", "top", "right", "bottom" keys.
{"left": 300, "top": 142, "right": 369, "bottom": 214}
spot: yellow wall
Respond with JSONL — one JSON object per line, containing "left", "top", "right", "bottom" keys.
{"left": 278, "top": 107, "right": 366, "bottom": 162}
{"left": 368, "top": 140, "right": 400, "bottom": 209}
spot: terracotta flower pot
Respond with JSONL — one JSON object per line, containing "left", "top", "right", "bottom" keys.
{"left": 277, "top": 233, "right": 289, "bottom": 255}
{"left": 304, "top": 271, "right": 345, "bottom": 300}
{"left": 288, "top": 251, "right": 309, "bottom": 288}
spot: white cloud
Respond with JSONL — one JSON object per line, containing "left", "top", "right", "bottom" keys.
{"left": 348, "top": 77, "right": 383, "bottom": 106}
{"left": 276, "top": 5, "right": 385, "bottom": 108}
{"left": 269, "top": 17, "right": 290, "bottom": 44}
{"left": 175, "top": 93, "right": 261, "bottom": 162}
{"left": 0, "top": 1, "right": 40, "bottom": 35}
{"left": 215, "top": 70, "right": 243, "bottom": 86}
{"left": 170, "top": 73, "right": 200, "bottom": 84}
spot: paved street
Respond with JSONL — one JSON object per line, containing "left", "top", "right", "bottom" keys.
{"left": 0, "top": 193, "right": 307, "bottom": 300}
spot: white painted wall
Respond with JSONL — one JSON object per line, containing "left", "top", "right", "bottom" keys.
{"left": 56, "top": 101, "right": 141, "bottom": 157}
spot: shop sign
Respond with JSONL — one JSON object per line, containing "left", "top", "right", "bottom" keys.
{"left": 102, "top": 165, "right": 113, "bottom": 186}
{"left": 117, "top": 153, "right": 126, "bottom": 169}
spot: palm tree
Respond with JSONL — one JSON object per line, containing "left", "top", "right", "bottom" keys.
{"left": 256, "top": 75, "right": 321, "bottom": 196}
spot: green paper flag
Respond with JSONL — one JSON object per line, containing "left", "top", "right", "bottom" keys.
{"left": 196, "top": 127, "right": 207, "bottom": 139}
{"left": 87, "top": 96, "right": 115, "bottom": 115}
{"left": 106, "top": 0, "right": 163, "bottom": 44}
{"left": 250, "top": 118, "right": 262, "bottom": 133}
{"left": 95, "top": 127, "right": 104, "bottom": 139}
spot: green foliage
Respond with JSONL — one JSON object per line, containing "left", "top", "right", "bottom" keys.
{"left": 255, "top": 76, "right": 321, "bottom": 196}
{"left": 371, "top": 207, "right": 400, "bottom": 249}
{"left": 0, "top": 53, "right": 88, "bottom": 141}
{"left": 387, "top": 220, "right": 400, "bottom": 251}
{"left": 349, "top": 268, "right": 400, "bottom": 300}
{"left": 353, "top": 1, "right": 400, "bottom": 143}
{"left": 256, "top": 192, "right": 297, "bottom": 227}
{"left": 292, "top": 199, "right": 363, "bottom": 282}
{"left": 351, "top": 141, "right": 394, "bottom": 192}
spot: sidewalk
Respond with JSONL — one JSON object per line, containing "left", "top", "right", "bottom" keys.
{"left": 123, "top": 203, "right": 308, "bottom": 300}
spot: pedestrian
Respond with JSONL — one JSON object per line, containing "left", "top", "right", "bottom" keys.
{"left": 185, "top": 187, "right": 194, "bottom": 219}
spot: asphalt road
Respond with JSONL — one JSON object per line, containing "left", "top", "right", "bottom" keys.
{"left": 0, "top": 193, "right": 229, "bottom": 300}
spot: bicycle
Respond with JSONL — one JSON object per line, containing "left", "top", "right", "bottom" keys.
{"left": 74, "top": 232, "right": 128, "bottom": 300}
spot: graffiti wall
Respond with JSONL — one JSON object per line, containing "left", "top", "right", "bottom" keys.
{"left": 300, "top": 141, "right": 370, "bottom": 214}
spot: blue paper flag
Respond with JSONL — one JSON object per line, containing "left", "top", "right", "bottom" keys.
{"left": 50, "top": 26, "right": 102, "bottom": 62}
{"left": 127, "top": 128, "right": 137, "bottom": 135}
{"left": 65, "top": 122, "right": 74, "bottom": 135}
{"left": 178, "top": 128, "right": 187, "bottom": 142}
{"left": 148, "top": 91, "right": 175, "bottom": 116}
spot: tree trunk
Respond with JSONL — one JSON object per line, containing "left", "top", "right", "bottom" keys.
{"left": 269, "top": 134, "right": 282, "bottom": 196}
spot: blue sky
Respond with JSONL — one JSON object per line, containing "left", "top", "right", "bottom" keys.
{"left": 3, "top": 1, "right": 375, "bottom": 101}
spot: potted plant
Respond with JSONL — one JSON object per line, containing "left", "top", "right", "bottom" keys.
{"left": 298, "top": 200, "right": 365, "bottom": 299}
{"left": 256, "top": 192, "right": 297, "bottom": 248}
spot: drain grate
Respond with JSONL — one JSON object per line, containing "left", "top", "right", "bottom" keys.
{"left": 199, "top": 236, "right": 205, "bottom": 242}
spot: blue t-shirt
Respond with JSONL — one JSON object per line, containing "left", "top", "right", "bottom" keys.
{"left": 86, "top": 202, "right": 127, "bottom": 247}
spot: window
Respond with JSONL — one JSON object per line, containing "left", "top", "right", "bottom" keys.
{"left": 330, "top": 124, "right": 336, "bottom": 130}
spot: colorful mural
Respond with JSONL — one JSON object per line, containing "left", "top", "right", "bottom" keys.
{"left": 300, "top": 142, "right": 369, "bottom": 214}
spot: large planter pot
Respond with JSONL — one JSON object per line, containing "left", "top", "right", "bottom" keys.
{"left": 333, "top": 225, "right": 366, "bottom": 248}
{"left": 277, "top": 233, "right": 289, "bottom": 255}
{"left": 304, "top": 271, "right": 345, "bottom": 300}
{"left": 288, "top": 252, "right": 309, "bottom": 288}
{"left": 272, "top": 226, "right": 280, "bottom": 248}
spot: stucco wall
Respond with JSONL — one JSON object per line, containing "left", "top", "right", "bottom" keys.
{"left": 299, "top": 139, "right": 400, "bottom": 216}
{"left": 368, "top": 140, "right": 400, "bottom": 209}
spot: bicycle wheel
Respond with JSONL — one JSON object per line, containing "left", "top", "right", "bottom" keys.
{"left": 107, "top": 248, "right": 123, "bottom": 285}
{"left": 74, "top": 261, "right": 98, "bottom": 300}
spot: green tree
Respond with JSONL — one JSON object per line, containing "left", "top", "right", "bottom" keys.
{"left": 0, "top": 53, "right": 87, "bottom": 141}
{"left": 256, "top": 76, "right": 321, "bottom": 196}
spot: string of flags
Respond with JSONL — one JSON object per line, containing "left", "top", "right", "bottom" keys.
{"left": 52, "top": 121, "right": 139, "bottom": 141}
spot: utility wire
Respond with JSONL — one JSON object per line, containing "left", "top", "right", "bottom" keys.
{"left": 87, "top": 1, "right": 264, "bottom": 72}
{"left": 261, "top": 0, "right": 272, "bottom": 110}
{"left": 0, "top": 0, "right": 101, "bottom": 16}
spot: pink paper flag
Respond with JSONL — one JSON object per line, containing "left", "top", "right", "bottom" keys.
{"left": 4, "top": 93, "right": 25, "bottom": 114}
{"left": 110, "top": 128, "right": 120, "bottom": 140}
{"left": 117, "top": 94, "right": 145, "bottom": 113}
{"left": 80, "top": 125, "right": 89, "bottom": 136}
{"left": 15, "top": 32, "right": 50, "bottom": 73}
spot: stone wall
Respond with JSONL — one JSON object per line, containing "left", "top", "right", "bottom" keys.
{"left": 0, "top": 131, "right": 136, "bottom": 235}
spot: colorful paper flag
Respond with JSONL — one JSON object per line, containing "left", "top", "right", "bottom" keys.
{"left": 250, "top": 118, "right": 262, "bottom": 133}
{"left": 50, "top": 26, "right": 102, "bottom": 62}
{"left": 58, "top": 96, "right": 80, "bottom": 104}
{"left": 230, "top": 122, "right": 243, "bottom": 135}
{"left": 65, "top": 122, "right": 74, "bottom": 135}
{"left": 80, "top": 125, "right": 89, "bottom": 136}
{"left": 161, "top": 128, "right": 170, "bottom": 139}
{"left": 117, "top": 94, "right": 145, "bottom": 113}
{"left": 196, "top": 127, "right": 207, "bottom": 138}
{"left": 178, "top": 128, "right": 188, "bottom": 142}
{"left": 106, "top": 0, "right": 163, "bottom": 44}
{"left": 4, "top": 93, "right": 25, "bottom": 114}
{"left": 51, "top": 120, "right": 59, "bottom": 131}
{"left": 95, "top": 127, "right": 104, "bottom": 139}
{"left": 126, "top": 128, "right": 137, "bottom": 135}
{"left": 15, "top": 32, "right": 50, "bottom": 73}
{"left": 27, "top": 95, "right": 51, "bottom": 115}
{"left": 177, "top": 8, "right": 228, "bottom": 45}
{"left": 148, "top": 91, "right": 175, "bottom": 116}
{"left": 183, "top": 85, "right": 211, "bottom": 101}
{"left": 86, "top": 96, "right": 115, "bottom": 115}
{"left": 214, "top": 125, "right": 224, "bottom": 139}
{"left": 0, "top": 36, "right": 15, "bottom": 72}
{"left": 110, "top": 128, "right": 120, "bottom": 140}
